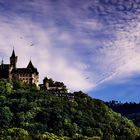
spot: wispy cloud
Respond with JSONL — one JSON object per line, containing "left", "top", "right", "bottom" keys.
{"left": 0, "top": 15, "right": 95, "bottom": 91}
{"left": 0, "top": 0, "right": 140, "bottom": 93}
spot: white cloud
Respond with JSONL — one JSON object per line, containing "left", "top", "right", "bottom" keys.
{"left": 76, "top": 19, "right": 103, "bottom": 31}
{"left": 92, "top": 20, "right": 140, "bottom": 86}
{"left": 1, "top": 0, "right": 140, "bottom": 93}
{"left": 0, "top": 15, "right": 95, "bottom": 92}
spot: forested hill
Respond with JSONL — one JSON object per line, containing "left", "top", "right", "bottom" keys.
{"left": 105, "top": 101, "right": 140, "bottom": 128}
{"left": 0, "top": 79, "right": 140, "bottom": 140}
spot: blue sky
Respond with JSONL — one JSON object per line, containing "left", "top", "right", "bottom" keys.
{"left": 0, "top": 0, "right": 140, "bottom": 102}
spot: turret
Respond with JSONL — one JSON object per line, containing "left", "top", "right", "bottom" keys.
{"left": 27, "top": 60, "right": 39, "bottom": 86}
{"left": 27, "top": 60, "right": 34, "bottom": 69}
{"left": 10, "top": 49, "right": 17, "bottom": 69}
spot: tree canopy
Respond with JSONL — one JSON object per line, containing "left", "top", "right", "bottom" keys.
{"left": 0, "top": 80, "right": 139, "bottom": 140}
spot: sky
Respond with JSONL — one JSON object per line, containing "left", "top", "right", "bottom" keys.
{"left": 0, "top": 0, "right": 140, "bottom": 102}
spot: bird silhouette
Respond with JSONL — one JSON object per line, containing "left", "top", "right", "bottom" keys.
{"left": 30, "top": 43, "right": 34, "bottom": 46}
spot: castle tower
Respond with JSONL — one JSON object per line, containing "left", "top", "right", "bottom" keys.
{"left": 27, "top": 60, "right": 39, "bottom": 86}
{"left": 10, "top": 49, "right": 18, "bottom": 69}
{"left": 27, "top": 60, "right": 34, "bottom": 69}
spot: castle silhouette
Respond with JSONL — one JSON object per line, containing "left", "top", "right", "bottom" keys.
{"left": 0, "top": 49, "right": 39, "bottom": 86}
{"left": 0, "top": 49, "right": 74, "bottom": 98}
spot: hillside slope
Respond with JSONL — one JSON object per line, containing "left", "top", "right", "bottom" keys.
{"left": 0, "top": 80, "right": 139, "bottom": 140}
{"left": 106, "top": 101, "right": 140, "bottom": 128}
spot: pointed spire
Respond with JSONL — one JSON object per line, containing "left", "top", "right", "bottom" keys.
{"left": 27, "top": 60, "right": 34, "bottom": 69}
{"left": 11, "top": 49, "right": 16, "bottom": 58}
{"left": 1, "top": 58, "right": 3, "bottom": 64}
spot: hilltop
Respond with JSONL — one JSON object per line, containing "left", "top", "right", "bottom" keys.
{"left": 0, "top": 79, "right": 139, "bottom": 140}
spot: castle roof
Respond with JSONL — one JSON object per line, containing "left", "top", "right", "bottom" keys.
{"left": 27, "top": 60, "right": 34, "bottom": 69}
{"left": 13, "top": 68, "right": 39, "bottom": 75}
{"left": 0, "top": 64, "right": 10, "bottom": 70}
{"left": 0, "top": 64, "right": 11, "bottom": 79}
{"left": 11, "top": 49, "right": 16, "bottom": 58}
{"left": 27, "top": 60, "right": 38, "bottom": 74}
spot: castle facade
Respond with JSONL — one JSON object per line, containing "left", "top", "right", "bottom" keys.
{"left": 0, "top": 49, "right": 39, "bottom": 86}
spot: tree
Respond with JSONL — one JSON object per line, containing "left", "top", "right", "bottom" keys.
{"left": 0, "top": 128, "right": 30, "bottom": 140}
{"left": 37, "top": 132, "right": 70, "bottom": 140}
{"left": 0, "top": 79, "right": 13, "bottom": 95}
{"left": 0, "top": 106, "right": 13, "bottom": 127}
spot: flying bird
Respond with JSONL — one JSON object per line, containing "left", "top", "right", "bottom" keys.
{"left": 30, "top": 43, "right": 34, "bottom": 46}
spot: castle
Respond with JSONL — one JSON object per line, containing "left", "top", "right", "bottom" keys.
{"left": 0, "top": 49, "right": 39, "bottom": 86}
{"left": 0, "top": 49, "right": 73, "bottom": 99}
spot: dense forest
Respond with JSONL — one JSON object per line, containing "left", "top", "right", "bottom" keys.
{"left": 0, "top": 79, "right": 140, "bottom": 140}
{"left": 106, "top": 101, "right": 140, "bottom": 128}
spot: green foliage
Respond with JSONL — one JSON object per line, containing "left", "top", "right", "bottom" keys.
{"left": 0, "top": 106, "right": 13, "bottom": 127}
{"left": 0, "top": 128, "right": 30, "bottom": 140}
{"left": 13, "top": 79, "right": 38, "bottom": 92}
{"left": 0, "top": 79, "right": 13, "bottom": 95}
{"left": 37, "top": 131, "right": 70, "bottom": 140}
{"left": 0, "top": 79, "right": 139, "bottom": 139}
